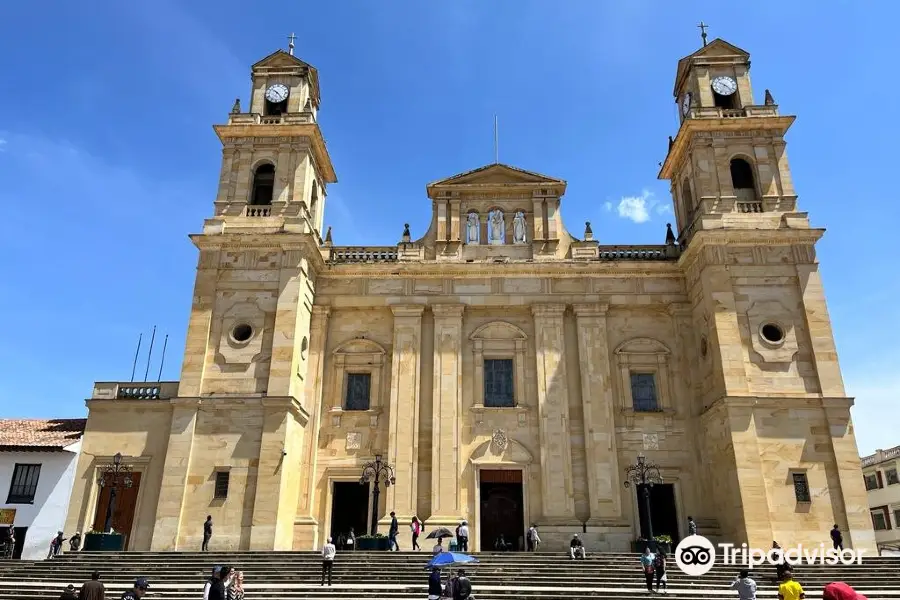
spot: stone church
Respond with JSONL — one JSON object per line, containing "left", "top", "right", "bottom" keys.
{"left": 64, "top": 37, "right": 876, "bottom": 553}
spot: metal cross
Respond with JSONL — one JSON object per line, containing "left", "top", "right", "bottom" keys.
{"left": 288, "top": 32, "right": 296, "bottom": 55}
{"left": 697, "top": 21, "right": 709, "bottom": 47}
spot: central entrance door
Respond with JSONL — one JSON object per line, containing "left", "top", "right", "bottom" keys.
{"left": 636, "top": 483, "right": 680, "bottom": 544}
{"left": 92, "top": 472, "right": 142, "bottom": 549}
{"left": 330, "top": 481, "right": 369, "bottom": 541}
{"left": 479, "top": 469, "right": 524, "bottom": 551}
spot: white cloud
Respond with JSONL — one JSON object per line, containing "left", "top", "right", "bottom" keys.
{"left": 603, "top": 201, "right": 613, "bottom": 212}
{"left": 612, "top": 189, "right": 671, "bottom": 224}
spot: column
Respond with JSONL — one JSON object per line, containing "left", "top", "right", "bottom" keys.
{"left": 177, "top": 250, "right": 219, "bottom": 397}
{"left": 531, "top": 304, "right": 576, "bottom": 521}
{"left": 150, "top": 399, "right": 200, "bottom": 550}
{"left": 384, "top": 305, "right": 424, "bottom": 524}
{"left": 572, "top": 303, "right": 622, "bottom": 522}
{"left": 295, "top": 306, "right": 330, "bottom": 549}
{"left": 429, "top": 304, "right": 464, "bottom": 522}
{"left": 266, "top": 254, "right": 309, "bottom": 398}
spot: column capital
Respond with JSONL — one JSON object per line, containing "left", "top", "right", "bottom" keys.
{"left": 432, "top": 304, "right": 465, "bottom": 318}
{"left": 531, "top": 303, "right": 566, "bottom": 318}
{"left": 572, "top": 302, "right": 609, "bottom": 318}
{"left": 390, "top": 304, "right": 425, "bottom": 318}
{"left": 312, "top": 305, "right": 332, "bottom": 317}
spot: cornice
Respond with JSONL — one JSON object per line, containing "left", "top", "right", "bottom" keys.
{"left": 322, "top": 261, "right": 682, "bottom": 279}
{"left": 659, "top": 115, "right": 796, "bottom": 180}
{"left": 390, "top": 304, "right": 426, "bottom": 317}
{"left": 431, "top": 304, "right": 465, "bottom": 318}
{"left": 213, "top": 122, "right": 337, "bottom": 183}
{"left": 190, "top": 232, "right": 327, "bottom": 274}
{"left": 678, "top": 228, "right": 824, "bottom": 271}
{"left": 531, "top": 303, "right": 566, "bottom": 317}
{"left": 572, "top": 302, "right": 609, "bottom": 318}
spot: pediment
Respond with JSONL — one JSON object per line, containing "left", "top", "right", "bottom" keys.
{"left": 470, "top": 321, "right": 527, "bottom": 341}
{"left": 469, "top": 435, "right": 533, "bottom": 465}
{"left": 334, "top": 338, "right": 386, "bottom": 356}
{"left": 252, "top": 49, "right": 313, "bottom": 70}
{"left": 674, "top": 38, "right": 750, "bottom": 96}
{"left": 614, "top": 337, "right": 670, "bottom": 355}
{"left": 428, "top": 163, "right": 565, "bottom": 189}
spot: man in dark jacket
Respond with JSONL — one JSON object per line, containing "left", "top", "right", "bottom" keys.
{"left": 830, "top": 525, "right": 844, "bottom": 551}
{"left": 202, "top": 516, "right": 213, "bottom": 552}
{"left": 59, "top": 584, "right": 78, "bottom": 600}
{"left": 208, "top": 566, "right": 230, "bottom": 600}
{"left": 388, "top": 511, "right": 399, "bottom": 551}
{"left": 78, "top": 571, "right": 105, "bottom": 600}
{"left": 119, "top": 578, "right": 149, "bottom": 600}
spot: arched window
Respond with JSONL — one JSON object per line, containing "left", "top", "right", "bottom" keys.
{"left": 730, "top": 158, "right": 755, "bottom": 190}
{"left": 250, "top": 164, "right": 275, "bottom": 206}
{"left": 310, "top": 181, "right": 319, "bottom": 223}
{"left": 681, "top": 179, "right": 695, "bottom": 217}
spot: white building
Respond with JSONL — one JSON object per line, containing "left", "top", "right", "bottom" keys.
{"left": 861, "top": 445, "right": 900, "bottom": 555}
{"left": 0, "top": 419, "right": 85, "bottom": 560}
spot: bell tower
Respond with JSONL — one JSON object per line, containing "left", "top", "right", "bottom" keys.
{"left": 659, "top": 36, "right": 876, "bottom": 551}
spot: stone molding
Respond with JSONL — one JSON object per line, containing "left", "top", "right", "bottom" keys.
{"left": 389, "top": 304, "right": 426, "bottom": 317}
{"left": 431, "top": 304, "right": 465, "bottom": 318}
{"left": 531, "top": 303, "right": 566, "bottom": 317}
{"left": 572, "top": 302, "right": 609, "bottom": 317}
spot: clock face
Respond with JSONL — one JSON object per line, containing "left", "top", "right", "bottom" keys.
{"left": 265, "top": 83, "right": 289, "bottom": 104}
{"left": 681, "top": 92, "right": 692, "bottom": 116}
{"left": 711, "top": 76, "right": 737, "bottom": 96}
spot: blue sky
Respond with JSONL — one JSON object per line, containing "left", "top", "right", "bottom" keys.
{"left": 0, "top": 2, "right": 896, "bottom": 455}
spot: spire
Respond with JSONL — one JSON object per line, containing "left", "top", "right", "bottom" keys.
{"left": 288, "top": 32, "right": 296, "bottom": 56}
{"left": 401, "top": 223, "right": 411, "bottom": 243}
{"left": 324, "top": 226, "right": 333, "bottom": 246}
{"left": 584, "top": 221, "right": 594, "bottom": 241}
{"left": 697, "top": 21, "right": 709, "bottom": 47}
{"left": 665, "top": 223, "right": 676, "bottom": 246}
{"left": 764, "top": 89, "right": 775, "bottom": 106}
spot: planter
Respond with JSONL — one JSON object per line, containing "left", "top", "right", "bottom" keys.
{"left": 83, "top": 532, "right": 125, "bottom": 552}
{"left": 356, "top": 537, "right": 390, "bottom": 551}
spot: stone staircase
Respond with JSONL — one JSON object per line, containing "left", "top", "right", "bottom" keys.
{"left": 1, "top": 551, "right": 899, "bottom": 599}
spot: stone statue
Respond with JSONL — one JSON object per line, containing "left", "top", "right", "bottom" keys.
{"left": 513, "top": 211, "right": 527, "bottom": 244}
{"left": 466, "top": 213, "right": 480, "bottom": 244}
{"left": 489, "top": 209, "right": 505, "bottom": 244}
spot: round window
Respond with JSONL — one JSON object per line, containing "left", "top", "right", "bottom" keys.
{"left": 231, "top": 323, "right": 254, "bottom": 343}
{"left": 760, "top": 323, "right": 785, "bottom": 344}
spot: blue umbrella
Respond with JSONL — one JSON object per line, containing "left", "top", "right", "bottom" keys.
{"left": 426, "top": 552, "right": 479, "bottom": 570}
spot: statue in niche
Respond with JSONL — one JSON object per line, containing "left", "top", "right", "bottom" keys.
{"left": 513, "top": 211, "right": 527, "bottom": 244}
{"left": 488, "top": 209, "right": 505, "bottom": 245}
{"left": 466, "top": 212, "right": 480, "bottom": 244}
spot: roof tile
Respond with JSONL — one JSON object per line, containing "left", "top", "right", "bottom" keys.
{"left": 0, "top": 419, "right": 86, "bottom": 451}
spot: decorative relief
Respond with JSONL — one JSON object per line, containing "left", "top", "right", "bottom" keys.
{"left": 642, "top": 433, "right": 659, "bottom": 451}
{"left": 491, "top": 429, "right": 509, "bottom": 452}
{"left": 346, "top": 431, "right": 362, "bottom": 450}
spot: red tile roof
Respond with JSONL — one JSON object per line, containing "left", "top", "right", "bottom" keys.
{"left": 0, "top": 419, "right": 86, "bottom": 451}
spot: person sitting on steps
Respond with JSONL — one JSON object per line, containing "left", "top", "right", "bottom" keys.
{"left": 570, "top": 534, "right": 586, "bottom": 559}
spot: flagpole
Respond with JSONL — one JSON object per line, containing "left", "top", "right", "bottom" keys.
{"left": 493, "top": 115, "right": 499, "bottom": 164}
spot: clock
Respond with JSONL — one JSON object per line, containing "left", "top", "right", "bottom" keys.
{"left": 681, "top": 92, "right": 692, "bottom": 116}
{"left": 711, "top": 76, "right": 737, "bottom": 96}
{"left": 265, "top": 83, "right": 289, "bottom": 103}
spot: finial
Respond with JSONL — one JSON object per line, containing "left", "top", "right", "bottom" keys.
{"left": 665, "top": 223, "right": 676, "bottom": 246}
{"left": 230, "top": 98, "right": 241, "bottom": 114}
{"left": 668, "top": 135, "right": 674, "bottom": 151}
{"left": 324, "top": 226, "right": 333, "bottom": 246}
{"left": 401, "top": 223, "right": 411, "bottom": 243}
{"left": 288, "top": 32, "right": 296, "bottom": 56}
{"left": 697, "top": 21, "right": 709, "bottom": 47}
{"left": 584, "top": 221, "right": 594, "bottom": 241}
{"left": 764, "top": 89, "right": 775, "bottom": 106}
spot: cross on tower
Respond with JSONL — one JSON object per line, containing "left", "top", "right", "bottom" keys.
{"left": 288, "top": 32, "right": 296, "bottom": 55}
{"left": 697, "top": 21, "right": 709, "bottom": 47}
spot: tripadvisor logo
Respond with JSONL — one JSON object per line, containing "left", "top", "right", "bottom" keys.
{"left": 674, "top": 535, "right": 866, "bottom": 577}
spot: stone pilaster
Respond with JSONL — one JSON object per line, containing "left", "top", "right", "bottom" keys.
{"left": 266, "top": 255, "right": 310, "bottom": 398}
{"left": 177, "top": 251, "right": 218, "bottom": 398}
{"left": 795, "top": 262, "right": 845, "bottom": 397}
{"left": 531, "top": 303, "right": 576, "bottom": 521}
{"left": 572, "top": 303, "right": 622, "bottom": 522}
{"left": 294, "top": 305, "right": 330, "bottom": 549}
{"left": 150, "top": 398, "right": 200, "bottom": 550}
{"left": 429, "top": 304, "right": 464, "bottom": 522}
{"left": 250, "top": 398, "right": 308, "bottom": 550}
{"left": 384, "top": 304, "right": 425, "bottom": 525}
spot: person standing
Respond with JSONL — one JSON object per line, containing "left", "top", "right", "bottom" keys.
{"left": 69, "top": 532, "right": 82, "bottom": 552}
{"left": 654, "top": 550, "right": 667, "bottom": 594}
{"left": 202, "top": 567, "right": 220, "bottom": 600}
{"left": 388, "top": 511, "right": 399, "bottom": 551}
{"left": 345, "top": 527, "right": 355, "bottom": 551}
{"left": 411, "top": 517, "right": 422, "bottom": 551}
{"left": 778, "top": 568, "right": 805, "bottom": 600}
{"left": 639, "top": 547, "right": 656, "bottom": 593}
{"left": 452, "top": 568, "right": 473, "bottom": 600}
{"left": 830, "top": 524, "right": 844, "bottom": 551}
{"left": 687, "top": 516, "right": 697, "bottom": 536}
{"left": 48, "top": 532, "right": 66, "bottom": 558}
{"left": 457, "top": 521, "right": 469, "bottom": 552}
{"left": 730, "top": 569, "right": 757, "bottom": 600}
{"left": 321, "top": 537, "right": 336, "bottom": 586}
{"left": 208, "top": 567, "right": 228, "bottom": 600}
{"left": 202, "top": 516, "right": 213, "bottom": 552}
{"left": 227, "top": 571, "right": 244, "bottom": 600}
{"left": 427, "top": 567, "right": 442, "bottom": 600}
{"left": 529, "top": 525, "right": 541, "bottom": 552}
{"left": 119, "top": 578, "right": 150, "bottom": 600}
{"left": 432, "top": 537, "right": 445, "bottom": 555}
{"left": 78, "top": 571, "right": 105, "bottom": 600}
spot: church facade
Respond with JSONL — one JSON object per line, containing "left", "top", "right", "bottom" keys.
{"left": 64, "top": 38, "right": 877, "bottom": 553}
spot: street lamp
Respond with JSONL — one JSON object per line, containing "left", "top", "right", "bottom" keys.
{"left": 97, "top": 452, "right": 133, "bottom": 533}
{"left": 359, "top": 454, "right": 396, "bottom": 536}
{"left": 623, "top": 453, "right": 663, "bottom": 544}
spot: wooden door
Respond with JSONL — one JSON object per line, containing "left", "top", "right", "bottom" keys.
{"left": 92, "top": 472, "right": 141, "bottom": 548}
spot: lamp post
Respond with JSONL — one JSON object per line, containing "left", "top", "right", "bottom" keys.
{"left": 623, "top": 453, "right": 663, "bottom": 544}
{"left": 97, "top": 453, "right": 133, "bottom": 533}
{"left": 359, "top": 454, "right": 396, "bottom": 536}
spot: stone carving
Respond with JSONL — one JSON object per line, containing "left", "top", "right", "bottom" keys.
{"left": 466, "top": 213, "right": 480, "bottom": 244}
{"left": 488, "top": 209, "right": 505, "bottom": 244}
{"left": 642, "top": 433, "right": 659, "bottom": 451}
{"left": 491, "top": 429, "right": 509, "bottom": 452}
{"left": 346, "top": 431, "right": 362, "bottom": 450}
{"left": 513, "top": 211, "right": 527, "bottom": 244}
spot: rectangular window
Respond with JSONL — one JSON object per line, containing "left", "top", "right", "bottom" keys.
{"left": 865, "top": 473, "right": 881, "bottom": 491}
{"left": 630, "top": 373, "right": 659, "bottom": 412}
{"left": 792, "top": 472, "right": 811, "bottom": 503}
{"left": 7, "top": 464, "right": 41, "bottom": 504}
{"left": 484, "top": 359, "right": 515, "bottom": 407}
{"left": 872, "top": 511, "right": 888, "bottom": 531}
{"left": 214, "top": 471, "right": 230, "bottom": 500}
{"left": 894, "top": 509, "right": 900, "bottom": 529}
{"left": 886, "top": 468, "right": 899, "bottom": 485}
{"left": 345, "top": 373, "right": 371, "bottom": 411}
